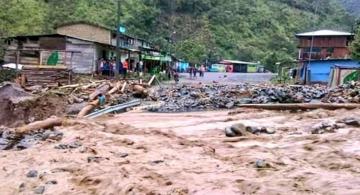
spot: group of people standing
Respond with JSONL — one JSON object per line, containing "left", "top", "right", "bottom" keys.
{"left": 98, "top": 58, "right": 144, "bottom": 78}
{"left": 189, "top": 64, "right": 206, "bottom": 78}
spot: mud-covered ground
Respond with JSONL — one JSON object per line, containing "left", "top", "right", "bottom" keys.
{"left": 0, "top": 108, "right": 359, "bottom": 194}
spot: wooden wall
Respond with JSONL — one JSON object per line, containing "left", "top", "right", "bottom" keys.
{"left": 298, "top": 36, "right": 349, "bottom": 48}
{"left": 66, "top": 38, "right": 96, "bottom": 74}
{"left": 57, "top": 24, "right": 111, "bottom": 45}
{"left": 4, "top": 37, "right": 67, "bottom": 66}
{"left": 299, "top": 47, "right": 350, "bottom": 60}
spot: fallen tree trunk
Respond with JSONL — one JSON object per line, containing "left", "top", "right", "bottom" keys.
{"left": 147, "top": 75, "right": 156, "bottom": 86}
{"left": 236, "top": 103, "right": 360, "bottom": 111}
{"left": 120, "top": 82, "right": 127, "bottom": 93}
{"left": 108, "top": 81, "right": 122, "bottom": 95}
{"left": 89, "top": 83, "right": 111, "bottom": 100}
{"left": 59, "top": 84, "right": 80, "bottom": 89}
{"left": 133, "top": 85, "right": 148, "bottom": 97}
{"left": 16, "top": 117, "right": 63, "bottom": 136}
{"left": 77, "top": 99, "right": 100, "bottom": 118}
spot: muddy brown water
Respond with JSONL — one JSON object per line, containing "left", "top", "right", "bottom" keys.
{"left": 0, "top": 109, "right": 359, "bottom": 194}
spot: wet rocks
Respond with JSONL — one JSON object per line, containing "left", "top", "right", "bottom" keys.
{"left": 225, "top": 123, "right": 276, "bottom": 137}
{"left": 0, "top": 128, "right": 64, "bottom": 150}
{"left": 311, "top": 122, "right": 337, "bottom": 134}
{"left": 255, "top": 159, "right": 271, "bottom": 169}
{"left": 18, "top": 183, "right": 25, "bottom": 192}
{"left": 87, "top": 156, "right": 108, "bottom": 163}
{"left": 115, "top": 152, "right": 129, "bottom": 158}
{"left": 150, "top": 84, "right": 251, "bottom": 112}
{"left": 322, "top": 81, "right": 360, "bottom": 103}
{"left": 34, "top": 185, "right": 45, "bottom": 194}
{"left": 225, "top": 127, "right": 237, "bottom": 137}
{"left": 150, "top": 83, "right": 328, "bottom": 113}
{"left": 251, "top": 85, "right": 327, "bottom": 104}
{"left": 55, "top": 141, "right": 82, "bottom": 150}
{"left": 26, "top": 170, "right": 38, "bottom": 178}
{"left": 45, "top": 180, "right": 58, "bottom": 185}
{"left": 42, "top": 130, "right": 63, "bottom": 141}
{"left": 341, "top": 117, "right": 360, "bottom": 127}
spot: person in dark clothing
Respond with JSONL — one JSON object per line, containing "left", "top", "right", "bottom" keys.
{"left": 102, "top": 60, "right": 110, "bottom": 76}
{"left": 189, "top": 66, "right": 193, "bottom": 78}
{"left": 173, "top": 69, "right": 179, "bottom": 84}
{"left": 117, "top": 61, "right": 123, "bottom": 75}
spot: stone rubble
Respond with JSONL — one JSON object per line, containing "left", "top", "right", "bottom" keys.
{"left": 225, "top": 123, "right": 276, "bottom": 137}
{"left": 322, "top": 81, "right": 360, "bottom": 103}
{"left": 150, "top": 84, "right": 328, "bottom": 112}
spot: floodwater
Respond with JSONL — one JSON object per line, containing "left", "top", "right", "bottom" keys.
{"left": 0, "top": 108, "right": 359, "bottom": 194}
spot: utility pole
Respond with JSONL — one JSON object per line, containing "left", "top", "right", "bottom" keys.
{"left": 115, "top": 0, "right": 121, "bottom": 79}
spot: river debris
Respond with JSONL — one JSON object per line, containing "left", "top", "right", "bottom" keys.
{"left": 149, "top": 84, "right": 328, "bottom": 112}
{"left": 0, "top": 126, "right": 64, "bottom": 150}
{"left": 225, "top": 123, "right": 276, "bottom": 137}
{"left": 0, "top": 77, "right": 154, "bottom": 126}
{"left": 322, "top": 81, "right": 360, "bottom": 103}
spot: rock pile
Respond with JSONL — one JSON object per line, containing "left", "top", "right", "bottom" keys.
{"left": 322, "top": 81, "right": 360, "bottom": 103}
{"left": 149, "top": 84, "right": 328, "bottom": 112}
{"left": 149, "top": 84, "right": 251, "bottom": 112}
{"left": 250, "top": 84, "right": 327, "bottom": 104}
{"left": 225, "top": 123, "right": 276, "bottom": 137}
{"left": 0, "top": 127, "right": 63, "bottom": 150}
{"left": 310, "top": 121, "right": 338, "bottom": 134}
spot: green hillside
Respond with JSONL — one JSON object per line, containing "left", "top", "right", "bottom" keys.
{"left": 338, "top": 0, "right": 360, "bottom": 18}
{"left": 0, "top": 0, "right": 356, "bottom": 70}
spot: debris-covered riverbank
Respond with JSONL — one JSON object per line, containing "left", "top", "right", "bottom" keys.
{"left": 4, "top": 80, "right": 360, "bottom": 125}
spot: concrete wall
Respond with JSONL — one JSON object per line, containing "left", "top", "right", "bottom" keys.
{"left": 57, "top": 24, "right": 111, "bottom": 45}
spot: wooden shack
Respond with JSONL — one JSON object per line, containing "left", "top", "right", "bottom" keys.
{"left": 296, "top": 30, "right": 354, "bottom": 61}
{"left": 3, "top": 34, "right": 121, "bottom": 86}
{"left": 2, "top": 21, "right": 162, "bottom": 85}
{"left": 4, "top": 34, "right": 120, "bottom": 73}
{"left": 295, "top": 30, "right": 357, "bottom": 84}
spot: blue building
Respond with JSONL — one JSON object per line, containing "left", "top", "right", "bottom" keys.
{"left": 301, "top": 59, "right": 360, "bottom": 83}
{"left": 295, "top": 30, "right": 358, "bottom": 84}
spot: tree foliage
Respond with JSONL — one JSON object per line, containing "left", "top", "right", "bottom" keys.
{"left": 0, "top": 0, "right": 357, "bottom": 70}
{"left": 351, "top": 28, "right": 360, "bottom": 60}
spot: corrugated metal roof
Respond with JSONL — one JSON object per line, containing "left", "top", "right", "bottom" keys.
{"left": 296, "top": 30, "right": 354, "bottom": 37}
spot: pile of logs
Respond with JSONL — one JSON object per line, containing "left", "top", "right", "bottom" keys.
{"left": 48, "top": 76, "right": 157, "bottom": 118}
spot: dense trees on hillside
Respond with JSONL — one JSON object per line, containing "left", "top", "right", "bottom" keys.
{"left": 339, "top": 0, "right": 360, "bottom": 18}
{"left": 351, "top": 28, "right": 360, "bottom": 60}
{"left": 0, "top": 0, "right": 356, "bottom": 70}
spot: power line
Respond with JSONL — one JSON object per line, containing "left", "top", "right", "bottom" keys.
{"left": 306, "top": 0, "right": 321, "bottom": 84}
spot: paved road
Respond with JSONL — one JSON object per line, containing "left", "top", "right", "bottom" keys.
{"left": 178, "top": 72, "right": 277, "bottom": 84}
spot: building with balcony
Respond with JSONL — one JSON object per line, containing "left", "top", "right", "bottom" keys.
{"left": 296, "top": 30, "right": 354, "bottom": 61}
{"left": 296, "top": 30, "right": 360, "bottom": 84}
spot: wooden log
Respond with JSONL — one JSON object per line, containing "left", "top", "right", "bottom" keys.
{"left": 108, "top": 81, "right": 122, "bottom": 95}
{"left": 133, "top": 84, "right": 149, "bottom": 97}
{"left": 77, "top": 100, "right": 100, "bottom": 118}
{"left": 88, "top": 83, "right": 110, "bottom": 100}
{"left": 147, "top": 75, "right": 156, "bottom": 86}
{"left": 59, "top": 84, "right": 80, "bottom": 89}
{"left": 120, "top": 82, "right": 127, "bottom": 93}
{"left": 236, "top": 103, "right": 360, "bottom": 111}
{"left": 133, "top": 85, "right": 146, "bottom": 93}
{"left": 16, "top": 117, "right": 63, "bottom": 136}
